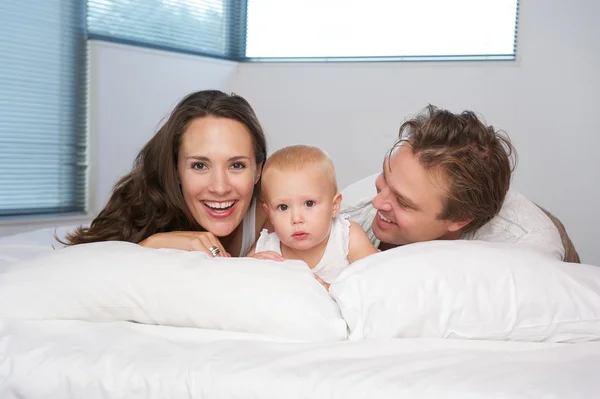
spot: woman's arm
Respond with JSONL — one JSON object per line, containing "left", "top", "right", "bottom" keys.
{"left": 140, "top": 231, "right": 230, "bottom": 257}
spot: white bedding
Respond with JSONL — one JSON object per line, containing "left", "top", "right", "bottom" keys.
{"left": 2, "top": 318, "right": 600, "bottom": 399}
{"left": 1, "top": 227, "right": 600, "bottom": 398}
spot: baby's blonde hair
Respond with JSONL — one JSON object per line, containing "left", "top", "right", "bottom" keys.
{"left": 261, "top": 145, "right": 338, "bottom": 199}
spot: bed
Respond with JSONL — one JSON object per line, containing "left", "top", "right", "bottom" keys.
{"left": 1, "top": 224, "right": 599, "bottom": 399}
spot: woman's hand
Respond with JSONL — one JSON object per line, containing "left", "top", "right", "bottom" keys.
{"left": 139, "top": 231, "right": 230, "bottom": 257}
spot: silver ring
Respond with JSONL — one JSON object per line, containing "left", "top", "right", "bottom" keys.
{"left": 209, "top": 246, "right": 221, "bottom": 257}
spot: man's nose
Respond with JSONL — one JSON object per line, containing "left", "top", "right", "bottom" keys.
{"left": 372, "top": 189, "right": 393, "bottom": 212}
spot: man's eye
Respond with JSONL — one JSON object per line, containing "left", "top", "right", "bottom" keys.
{"left": 305, "top": 200, "right": 315, "bottom": 207}
{"left": 396, "top": 197, "right": 409, "bottom": 209}
{"left": 192, "top": 162, "right": 206, "bottom": 170}
{"left": 277, "top": 204, "right": 288, "bottom": 211}
{"left": 231, "top": 162, "right": 245, "bottom": 169}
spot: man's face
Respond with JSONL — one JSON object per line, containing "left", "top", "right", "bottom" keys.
{"left": 371, "top": 144, "right": 466, "bottom": 247}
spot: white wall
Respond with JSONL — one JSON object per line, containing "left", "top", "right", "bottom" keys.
{"left": 89, "top": 41, "right": 239, "bottom": 214}
{"left": 233, "top": 0, "right": 600, "bottom": 265}
{"left": 3, "top": 0, "right": 598, "bottom": 265}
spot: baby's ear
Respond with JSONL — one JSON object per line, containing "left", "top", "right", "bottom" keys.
{"left": 332, "top": 193, "right": 342, "bottom": 217}
{"left": 262, "top": 202, "right": 270, "bottom": 214}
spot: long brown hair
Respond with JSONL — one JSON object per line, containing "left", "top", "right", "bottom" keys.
{"left": 389, "top": 104, "right": 516, "bottom": 233}
{"left": 64, "top": 90, "right": 267, "bottom": 245}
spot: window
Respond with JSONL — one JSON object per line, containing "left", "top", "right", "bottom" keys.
{"left": 87, "top": 0, "right": 246, "bottom": 59}
{"left": 245, "top": 0, "right": 519, "bottom": 61}
{"left": 0, "top": 0, "right": 87, "bottom": 218}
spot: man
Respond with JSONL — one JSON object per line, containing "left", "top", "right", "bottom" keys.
{"left": 342, "top": 105, "right": 572, "bottom": 261}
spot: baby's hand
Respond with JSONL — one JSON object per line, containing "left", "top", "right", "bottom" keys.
{"left": 251, "top": 251, "right": 284, "bottom": 262}
{"left": 314, "top": 274, "right": 330, "bottom": 291}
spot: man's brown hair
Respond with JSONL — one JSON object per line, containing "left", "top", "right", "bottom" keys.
{"left": 390, "top": 105, "right": 516, "bottom": 233}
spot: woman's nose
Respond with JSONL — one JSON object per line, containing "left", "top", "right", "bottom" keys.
{"left": 208, "top": 169, "right": 230, "bottom": 195}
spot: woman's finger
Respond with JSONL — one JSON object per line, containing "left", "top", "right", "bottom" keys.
{"left": 189, "top": 235, "right": 212, "bottom": 254}
{"left": 197, "top": 233, "right": 227, "bottom": 257}
{"left": 204, "top": 234, "right": 227, "bottom": 257}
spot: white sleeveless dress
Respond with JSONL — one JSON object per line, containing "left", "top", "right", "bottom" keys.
{"left": 254, "top": 215, "right": 351, "bottom": 283}
{"left": 239, "top": 198, "right": 257, "bottom": 257}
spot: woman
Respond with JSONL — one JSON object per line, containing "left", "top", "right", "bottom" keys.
{"left": 64, "top": 90, "right": 269, "bottom": 257}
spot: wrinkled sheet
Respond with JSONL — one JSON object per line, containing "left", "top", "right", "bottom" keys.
{"left": 2, "top": 228, "right": 599, "bottom": 398}
{"left": 1, "top": 318, "right": 599, "bottom": 399}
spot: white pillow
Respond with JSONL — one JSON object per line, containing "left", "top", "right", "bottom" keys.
{"left": 0, "top": 241, "right": 347, "bottom": 342}
{"left": 340, "top": 172, "right": 379, "bottom": 211}
{"left": 329, "top": 240, "right": 600, "bottom": 343}
{"left": 339, "top": 172, "right": 379, "bottom": 245}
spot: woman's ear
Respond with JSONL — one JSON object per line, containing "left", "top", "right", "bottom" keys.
{"left": 332, "top": 193, "right": 342, "bottom": 217}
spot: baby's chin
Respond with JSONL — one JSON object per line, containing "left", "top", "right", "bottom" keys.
{"left": 281, "top": 236, "right": 324, "bottom": 252}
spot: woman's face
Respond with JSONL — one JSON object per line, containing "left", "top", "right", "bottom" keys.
{"left": 177, "top": 116, "right": 261, "bottom": 237}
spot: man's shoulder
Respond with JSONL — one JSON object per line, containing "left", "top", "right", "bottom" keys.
{"left": 464, "top": 190, "right": 565, "bottom": 259}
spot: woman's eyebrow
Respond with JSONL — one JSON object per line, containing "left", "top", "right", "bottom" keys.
{"left": 186, "top": 156, "right": 209, "bottom": 161}
{"left": 185, "top": 155, "right": 251, "bottom": 162}
{"left": 229, "top": 156, "right": 250, "bottom": 162}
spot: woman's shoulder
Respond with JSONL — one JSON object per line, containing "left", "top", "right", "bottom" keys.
{"left": 254, "top": 201, "right": 273, "bottom": 235}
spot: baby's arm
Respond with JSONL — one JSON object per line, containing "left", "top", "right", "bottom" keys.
{"left": 347, "top": 221, "right": 378, "bottom": 263}
{"left": 246, "top": 241, "right": 283, "bottom": 261}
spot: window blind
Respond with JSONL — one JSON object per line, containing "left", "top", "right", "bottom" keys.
{"left": 0, "top": 0, "right": 88, "bottom": 218}
{"left": 245, "top": 0, "right": 519, "bottom": 61}
{"left": 87, "top": 0, "right": 246, "bottom": 60}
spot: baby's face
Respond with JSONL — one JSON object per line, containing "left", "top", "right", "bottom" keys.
{"left": 262, "top": 167, "right": 340, "bottom": 252}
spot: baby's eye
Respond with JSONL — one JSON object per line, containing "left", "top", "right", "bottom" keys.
{"left": 231, "top": 162, "right": 245, "bottom": 170}
{"left": 192, "top": 162, "right": 207, "bottom": 170}
{"left": 277, "top": 204, "right": 288, "bottom": 211}
{"left": 305, "top": 200, "right": 315, "bottom": 207}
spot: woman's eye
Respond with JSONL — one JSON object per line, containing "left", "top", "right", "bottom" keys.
{"left": 192, "top": 162, "right": 206, "bottom": 170}
{"left": 231, "top": 162, "right": 245, "bottom": 170}
{"left": 305, "top": 200, "right": 315, "bottom": 207}
{"left": 277, "top": 204, "right": 288, "bottom": 211}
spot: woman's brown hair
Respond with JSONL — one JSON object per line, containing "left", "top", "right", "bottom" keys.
{"left": 63, "top": 90, "right": 267, "bottom": 245}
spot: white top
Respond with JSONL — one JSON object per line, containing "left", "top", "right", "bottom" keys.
{"left": 339, "top": 173, "right": 565, "bottom": 260}
{"left": 239, "top": 198, "right": 257, "bottom": 257}
{"left": 255, "top": 215, "right": 351, "bottom": 283}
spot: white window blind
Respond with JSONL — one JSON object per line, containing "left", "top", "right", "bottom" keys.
{"left": 245, "top": 0, "right": 519, "bottom": 60}
{"left": 0, "top": 0, "right": 88, "bottom": 218}
{"left": 87, "top": 0, "right": 246, "bottom": 59}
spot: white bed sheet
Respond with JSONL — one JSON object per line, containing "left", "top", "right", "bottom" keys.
{"left": 1, "top": 228, "right": 600, "bottom": 398}
{"left": 0, "top": 226, "right": 73, "bottom": 271}
{"left": 1, "top": 318, "right": 599, "bottom": 399}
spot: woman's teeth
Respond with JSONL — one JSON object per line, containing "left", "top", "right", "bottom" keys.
{"left": 204, "top": 201, "right": 235, "bottom": 210}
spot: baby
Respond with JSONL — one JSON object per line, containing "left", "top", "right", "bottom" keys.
{"left": 247, "top": 145, "right": 377, "bottom": 288}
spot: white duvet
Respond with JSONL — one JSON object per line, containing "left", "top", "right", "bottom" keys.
{"left": 2, "top": 227, "right": 600, "bottom": 398}
{"left": 2, "top": 318, "right": 600, "bottom": 399}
